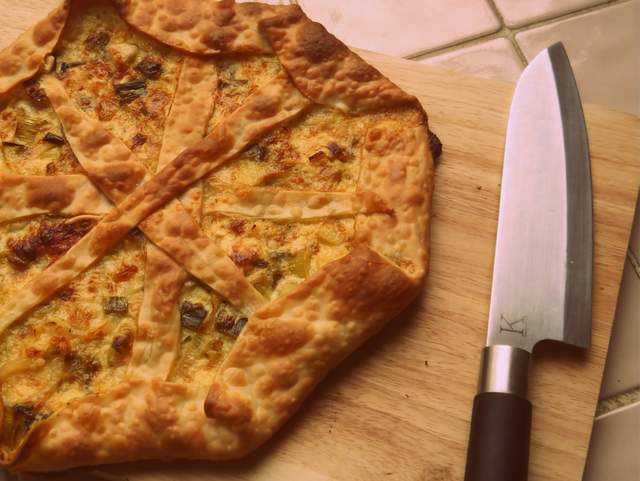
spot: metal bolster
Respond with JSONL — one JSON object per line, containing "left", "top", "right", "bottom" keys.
{"left": 478, "top": 345, "right": 531, "bottom": 398}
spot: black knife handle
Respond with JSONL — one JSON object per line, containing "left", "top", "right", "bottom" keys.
{"left": 464, "top": 345, "right": 532, "bottom": 481}
{"left": 464, "top": 391, "right": 532, "bottom": 481}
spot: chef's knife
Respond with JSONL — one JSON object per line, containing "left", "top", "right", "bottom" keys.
{"left": 463, "top": 42, "right": 592, "bottom": 481}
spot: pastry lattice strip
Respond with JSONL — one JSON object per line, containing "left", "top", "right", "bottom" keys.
{"left": 0, "top": 73, "right": 311, "bottom": 336}
{"left": 0, "top": 173, "right": 111, "bottom": 224}
{"left": 129, "top": 56, "right": 217, "bottom": 380}
{"left": 206, "top": 183, "right": 391, "bottom": 220}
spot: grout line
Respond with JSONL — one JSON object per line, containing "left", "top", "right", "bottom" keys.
{"left": 405, "top": 27, "right": 504, "bottom": 61}
{"left": 511, "top": 0, "right": 628, "bottom": 34}
{"left": 597, "top": 386, "right": 640, "bottom": 416}
{"left": 484, "top": 0, "right": 528, "bottom": 65}
{"left": 408, "top": 0, "right": 627, "bottom": 63}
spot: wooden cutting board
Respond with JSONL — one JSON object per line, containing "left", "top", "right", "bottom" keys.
{"left": 2, "top": 3, "right": 639, "bottom": 481}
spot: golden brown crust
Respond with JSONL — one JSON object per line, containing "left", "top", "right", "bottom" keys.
{"left": 355, "top": 122, "right": 434, "bottom": 281}
{"left": 0, "top": 1, "right": 69, "bottom": 95}
{"left": 204, "top": 245, "right": 419, "bottom": 432}
{"left": 207, "top": 184, "right": 392, "bottom": 220}
{"left": 0, "top": 1, "right": 433, "bottom": 471}
{"left": 114, "top": 0, "right": 281, "bottom": 55}
{"left": 12, "top": 379, "right": 247, "bottom": 470}
{"left": 259, "top": 5, "right": 418, "bottom": 113}
{"left": 129, "top": 56, "right": 217, "bottom": 380}
{"left": 0, "top": 173, "right": 111, "bottom": 223}
{"left": 11, "top": 246, "right": 418, "bottom": 471}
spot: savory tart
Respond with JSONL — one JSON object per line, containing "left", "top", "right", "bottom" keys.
{"left": 0, "top": 0, "right": 436, "bottom": 471}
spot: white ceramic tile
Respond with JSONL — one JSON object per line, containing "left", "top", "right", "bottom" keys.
{"left": 493, "top": 0, "right": 611, "bottom": 28}
{"left": 297, "top": 0, "right": 501, "bottom": 57}
{"left": 419, "top": 37, "right": 524, "bottom": 82}
{"left": 516, "top": 0, "right": 640, "bottom": 116}
{"left": 629, "top": 195, "right": 640, "bottom": 260}
{"left": 600, "top": 258, "right": 640, "bottom": 398}
{"left": 583, "top": 401, "right": 640, "bottom": 481}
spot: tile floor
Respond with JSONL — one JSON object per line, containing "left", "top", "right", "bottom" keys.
{"left": 293, "top": 0, "right": 640, "bottom": 479}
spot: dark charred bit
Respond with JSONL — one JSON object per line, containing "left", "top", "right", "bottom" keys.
{"left": 245, "top": 144, "right": 267, "bottom": 161}
{"left": 180, "top": 301, "right": 208, "bottom": 330}
{"left": 25, "top": 85, "right": 46, "bottom": 103}
{"left": 327, "top": 142, "right": 348, "bottom": 162}
{"left": 55, "top": 61, "right": 82, "bottom": 77}
{"left": 57, "top": 286, "right": 74, "bottom": 300}
{"left": 45, "top": 162, "right": 56, "bottom": 175}
{"left": 85, "top": 31, "right": 110, "bottom": 51}
{"left": 66, "top": 354, "right": 101, "bottom": 386}
{"left": 12, "top": 404, "right": 37, "bottom": 430}
{"left": 229, "top": 219, "right": 245, "bottom": 235}
{"left": 57, "top": 62, "right": 70, "bottom": 75}
{"left": 117, "top": 90, "right": 144, "bottom": 103}
{"left": 6, "top": 239, "right": 37, "bottom": 270}
{"left": 229, "top": 317, "right": 247, "bottom": 338}
{"left": 134, "top": 56, "right": 163, "bottom": 79}
{"left": 214, "top": 303, "right": 248, "bottom": 339}
{"left": 271, "top": 269, "right": 283, "bottom": 288}
{"left": 111, "top": 331, "right": 133, "bottom": 354}
{"left": 114, "top": 79, "right": 146, "bottom": 103}
{"left": 254, "top": 258, "right": 269, "bottom": 268}
{"left": 43, "top": 132, "right": 65, "bottom": 145}
{"left": 114, "top": 79, "right": 146, "bottom": 93}
{"left": 230, "top": 248, "right": 268, "bottom": 273}
{"left": 103, "top": 296, "right": 128, "bottom": 314}
{"left": 131, "top": 133, "right": 147, "bottom": 149}
{"left": 308, "top": 150, "right": 328, "bottom": 163}
{"left": 429, "top": 131, "right": 443, "bottom": 163}
{"left": 114, "top": 263, "right": 138, "bottom": 283}
{"left": 37, "top": 218, "right": 96, "bottom": 257}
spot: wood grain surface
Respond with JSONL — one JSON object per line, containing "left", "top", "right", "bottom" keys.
{"left": 1, "top": 3, "right": 639, "bottom": 481}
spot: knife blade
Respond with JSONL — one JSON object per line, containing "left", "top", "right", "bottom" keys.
{"left": 464, "top": 42, "right": 592, "bottom": 481}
